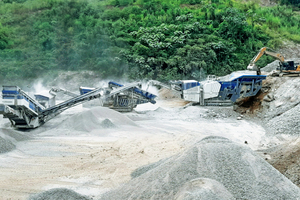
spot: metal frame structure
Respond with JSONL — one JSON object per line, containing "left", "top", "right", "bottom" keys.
{"left": 0, "top": 82, "right": 156, "bottom": 128}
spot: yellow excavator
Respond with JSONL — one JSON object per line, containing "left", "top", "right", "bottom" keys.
{"left": 247, "top": 47, "right": 300, "bottom": 76}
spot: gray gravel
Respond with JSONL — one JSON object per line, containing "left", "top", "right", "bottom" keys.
{"left": 28, "top": 188, "right": 92, "bottom": 200}
{"left": 266, "top": 103, "right": 300, "bottom": 135}
{"left": 261, "top": 60, "right": 281, "bottom": 72}
{"left": 0, "top": 136, "right": 15, "bottom": 154}
{"left": 0, "top": 128, "right": 31, "bottom": 154}
{"left": 101, "top": 136, "right": 300, "bottom": 200}
{"left": 254, "top": 70, "right": 300, "bottom": 136}
{"left": 175, "top": 178, "right": 234, "bottom": 200}
{"left": 260, "top": 77, "right": 300, "bottom": 120}
{"left": 0, "top": 128, "right": 31, "bottom": 141}
{"left": 57, "top": 107, "right": 137, "bottom": 132}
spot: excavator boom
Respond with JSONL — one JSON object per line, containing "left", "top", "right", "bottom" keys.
{"left": 247, "top": 47, "right": 285, "bottom": 75}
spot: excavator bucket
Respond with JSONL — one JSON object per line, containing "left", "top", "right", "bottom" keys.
{"left": 247, "top": 64, "right": 258, "bottom": 71}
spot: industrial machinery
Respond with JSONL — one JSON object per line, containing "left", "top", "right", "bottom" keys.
{"left": 49, "top": 87, "right": 78, "bottom": 97}
{"left": 0, "top": 82, "right": 156, "bottom": 128}
{"left": 0, "top": 72, "right": 266, "bottom": 128}
{"left": 247, "top": 47, "right": 300, "bottom": 76}
{"left": 148, "top": 73, "right": 266, "bottom": 106}
{"left": 79, "top": 81, "right": 157, "bottom": 112}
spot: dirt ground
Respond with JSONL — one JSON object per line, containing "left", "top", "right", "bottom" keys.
{"left": 259, "top": 137, "right": 300, "bottom": 187}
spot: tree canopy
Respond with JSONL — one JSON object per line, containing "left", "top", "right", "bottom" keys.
{"left": 0, "top": 0, "right": 299, "bottom": 82}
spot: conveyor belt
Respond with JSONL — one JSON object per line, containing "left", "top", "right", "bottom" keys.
{"left": 49, "top": 87, "right": 78, "bottom": 97}
{"left": 39, "top": 82, "right": 141, "bottom": 122}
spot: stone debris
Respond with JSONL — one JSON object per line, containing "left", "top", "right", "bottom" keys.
{"left": 174, "top": 178, "right": 235, "bottom": 200}
{"left": 266, "top": 104, "right": 300, "bottom": 135}
{"left": 28, "top": 188, "right": 92, "bottom": 200}
{"left": 0, "top": 128, "right": 30, "bottom": 154}
{"left": 255, "top": 73, "right": 300, "bottom": 135}
{"left": 0, "top": 136, "right": 15, "bottom": 154}
{"left": 101, "top": 136, "right": 300, "bottom": 200}
{"left": 57, "top": 106, "right": 137, "bottom": 132}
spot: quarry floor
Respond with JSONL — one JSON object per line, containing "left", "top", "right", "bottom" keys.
{"left": 0, "top": 98, "right": 297, "bottom": 199}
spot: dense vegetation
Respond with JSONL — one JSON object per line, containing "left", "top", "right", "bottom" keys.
{"left": 0, "top": 0, "right": 300, "bottom": 82}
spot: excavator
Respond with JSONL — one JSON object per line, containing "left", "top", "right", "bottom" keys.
{"left": 247, "top": 47, "right": 300, "bottom": 76}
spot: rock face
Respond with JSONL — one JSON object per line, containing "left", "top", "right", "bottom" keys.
{"left": 101, "top": 136, "right": 300, "bottom": 200}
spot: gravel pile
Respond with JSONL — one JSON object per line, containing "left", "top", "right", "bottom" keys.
{"left": 260, "top": 77, "right": 300, "bottom": 119}
{"left": 101, "top": 136, "right": 300, "bottom": 200}
{"left": 0, "top": 128, "right": 31, "bottom": 142}
{"left": 266, "top": 104, "right": 300, "bottom": 135}
{"left": 261, "top": 60, "right": 281, "bottom": 72}
{"left": 0, "top": 128, "right": 29, "bottom": 154}
{"left": 57, "top": 107, "right": 137, "bottom": 132}
{"left": 28, "top": 188, "right": 92, "bottom": 200}
{"left": 255, "top": 75, "right": 300, "bottom": 136}
{"left": 0, "top": 136, "right": 15, "bottom": 154}
{"left": 175, "top": 178, "right": 234, "bottom": 200}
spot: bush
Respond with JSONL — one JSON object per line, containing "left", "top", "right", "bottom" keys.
{"left": 267, "top": 39, "right": 283, "bottom": 49}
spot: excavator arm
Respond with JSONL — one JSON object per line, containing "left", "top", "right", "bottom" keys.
{"left": 247, "top": 47, "right": 285, "bottom": 75}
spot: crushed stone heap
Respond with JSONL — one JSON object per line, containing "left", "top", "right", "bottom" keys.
{"left": 0, "top": 136, "right": 15, "bottom": 154}
{"left": 0, "top": 128, "right": 31, "bottom": 154}
{"left": 101, "top": 136, "right": 300, "bottom": 200}
{"left": 28, "top": 188, "right": 92, "bottom": 200}
{"left": 267, "top": 103, "right": 300, "bottom": 135}
{"left": 57, "top": 106, "right": 137, "bottom": 132}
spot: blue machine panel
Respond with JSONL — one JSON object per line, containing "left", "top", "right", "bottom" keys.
{"left": 109, "top": 81, "right": 157, "bottom": 100}
{"left": 2, "top": 86, "right": 45, "bottom": 112}
{"left": 182, "top": 81, "right": 200, "bottom": 90}
{"left": 218, "top": 75, "right": 266, "bottom": 102}
{"left": 79, "top": 87, "right": 95, "bottom": 95}
{"left": 2, "top": 86, "right": 23, "bottom": 99}
{"left": 109, "top": 81, "right": 123, "bottom": 88}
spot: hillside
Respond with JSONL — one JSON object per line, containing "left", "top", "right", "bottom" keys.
{"left": 0, "top": 0, "right": 300, "bottom": 84}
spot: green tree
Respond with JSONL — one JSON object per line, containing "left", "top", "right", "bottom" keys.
{"left": 0, "top": 23, "right": 11, "bottom": 50}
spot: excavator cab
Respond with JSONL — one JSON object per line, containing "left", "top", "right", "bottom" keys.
{"left": 278, "top": 61, "right": 300, "bottom": 71}
{"left": 284, "top": 61, "right": 294, "bottom": 70}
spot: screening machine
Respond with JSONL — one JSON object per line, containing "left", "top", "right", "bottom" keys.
{"left": 79, "top": 81, "right": 156, "bottom": 112}
{"left": 0, "top": 82, "right": 156, "bottom": 128}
